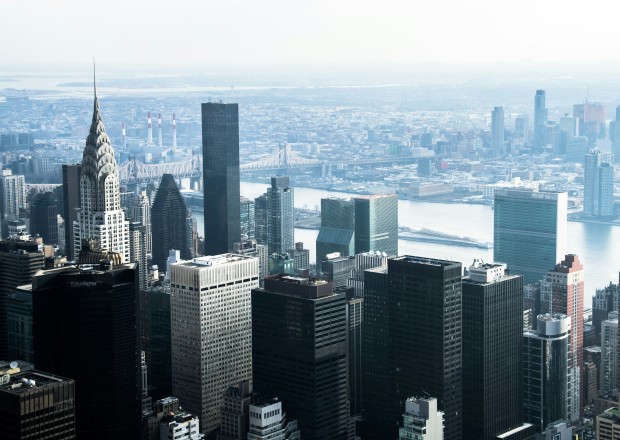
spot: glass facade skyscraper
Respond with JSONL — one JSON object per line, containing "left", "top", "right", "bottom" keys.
{"left": 462, "top": 262, "right": 525, "bottom": 439}
{"left": 491, "top": 106, "right": 504, "bottom": 156}
{"left": 316, "top": 197, "right": 355, "bottom": 262}
{"left": 584, "top": 149, "right": 614, "bottom": 217}
{"left": 493, "top": 189, "right": 567, "bottom": 284}
{"left": 202, "top": 103, "right": 241, "bottom": 255}
{"left": 266, "top": 176, "right": 294, "bottom": 256}
{"left": 354, "top": 194, "right": 398, "bottom": 257}
{"left": 534, "top": 89, "right": 548, "bottom": 151}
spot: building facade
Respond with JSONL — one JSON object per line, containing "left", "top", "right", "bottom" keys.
{"left": 202, "top": 103, "right": 241, "bottom": 255}
{"left": 266, "top": 176, "right": 294, "bottom": 256}
{"left": 523, "top": 314, "right": 571, "bottom": 431}
{"left": 170, "top": 254, "right": 258, "bottom": 437}
{"left": 584, "top": 149, "right": 614, "bottom": 217}
{"left": 398, "top": 397, "right": 444, "bottom": 440}
{"left": 493, "top": 189, "right": 567, "bottom": 284}
{"left": 491, "top": 106, "right": 505, "bottom": 155}
{"left": 73, "top": 92, "right": 129, "bottom": 262}
{"left": 316, "top": 197, "right": 355, "bottom": 262}
{"left": 32, "top": 262, "right": 142, "bottom": 439}
{"left": 353, "top": 194, "right": 398, "bottom": 257}
{"left": 252, "top": 275, "right": 350, "bottom": 440}
{"left": 462, "top": 262, "right": 524, "bottom": 440}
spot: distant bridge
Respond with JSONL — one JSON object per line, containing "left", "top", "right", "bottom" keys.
{"left": 118, "top": 154, "right": 202, "bottom": 184}
{"left": 240, "top": 143, "right": 322, "bottom": 171}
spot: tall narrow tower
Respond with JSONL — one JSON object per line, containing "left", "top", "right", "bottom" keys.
{"left": 491, "top": 106, "right": 505, "bottom": 156}
{"left": 172, "top": 114, "right": 177, "bottom": 149}
{"left": 158, "top": 113, "right": 163, "bottom": 148}
{"left": 201, "top": 102, "right": 241, "bottom": 255}
{"left": 122, "top": 121, "right": 126, "bottom": 150}
{"left": 73, "top": 77, "right": 129, "bottom": 262}
{"left": 534, "top": 90, "right": 548, "bottom": 151}
{"left": 147, "top": 112, "right": 153, "bottom": 144}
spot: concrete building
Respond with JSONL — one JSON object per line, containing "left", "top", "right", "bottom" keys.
{"left": 233, "top": 240, "right": 268, "bottom": 285}
{"left": 73, "top": 89, "right": 129, "bottom": 263}
{"left": 220, "top": 381, "right": 253, "bottom": 440}
{"left": 160, "top": 412, "right": 204, "bottom": 440}
{"left": 493, "top": 189, "right": 567, "bottom": 284}
{"left": 0, "top": 367, "right": 76, "bottom": 440}
{"left": 170, "top": 254, "right": 258, "bottom": 437}
{"left": 0, "top": 168, "right": 26, "bottom": 231}
{"left": 600, "top": 314, "right": 618, "bottom": 394}
{"left": 321, "top": 252, "right": 355, "bottom": 287}
{"left": 247, "top": 398, "right": 300, "bottom": 440}
{"left": 202, "top": 103, "right": 241, "bottom": 255}
{"left": 347, "top": 250, "right": 388, "bottom": 297}
{"left": 523, "top": 314, "right": 571, "bottom": 431}
{"left": 287, "top": 242, "right": 310, "bottom": 274}
{"left": 398, "top": 397, "right": 444, "bottom": 440}
{"left": 596, "top": 407, "right": 620, "bottom": 440}
{"left": 534, "top": 420, "right": 572, "bottom": 440}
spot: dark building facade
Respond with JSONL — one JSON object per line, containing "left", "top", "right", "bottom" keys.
{"left": 151, "top": 174, "right": 192, "bottom": 272}
{"left": 0, "top": 238, "right": 44, "bottom": 359}
{"left": 29, "top": 192, "right": 59, "bottom": 246}
{"left": 140, "top": 283, "right": 172, "bottom": 401}
{"left": 363, "top": 257, "right": 462, "bottom": 440}
{"left": 61, "top": 164, "right": 81, "bottom": 260}
{"left": 202, "top": 102, "right": 240, "bottom": 254}
{"left": 252, "top": 275, "right": 350, "bottom": 440}
{"left": 0, "top": 368, "right": 76, "bottom": 440}
{"left": 462, "top": 262, "right": 524, "bottom": 440}
{"left": 32, "top": 262, "right": 141, "bottom": 440}
{"left": 353, "top": 194, "right": 398, "bottom": 257}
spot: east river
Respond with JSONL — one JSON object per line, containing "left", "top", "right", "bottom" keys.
{"left": 192, "top": 182, "right": 620, "bottom": 308}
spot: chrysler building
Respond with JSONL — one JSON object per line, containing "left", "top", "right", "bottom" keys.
{"left": 73, "top": 79, "right": 129, "bottom": 262}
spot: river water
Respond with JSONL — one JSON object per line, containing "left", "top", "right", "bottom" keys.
{"left": 192, "top": 182, "right": 620, "bottom": 307}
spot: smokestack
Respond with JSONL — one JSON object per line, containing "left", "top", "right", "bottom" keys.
{"left": 172, "top": 114, "right": 177, "bottom": 149}
{"left": 122, "top": 122, "right": 126, "bottom": 150}
{"left": 147, "top": 112, "right": 153, "bottom": 144}
{"left": 158, "top": 113, "right": 163, "bottom": 148}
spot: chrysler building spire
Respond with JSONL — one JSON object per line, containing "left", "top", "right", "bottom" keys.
{"left": 73, "top": 66, "right": 129, "bottom": 262}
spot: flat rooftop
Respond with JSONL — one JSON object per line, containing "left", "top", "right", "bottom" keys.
{"left": 178, "top": 253, "right": 255, "bottom": 268}
{"left": 0, "top": 370, "right": 71, "bottom": 395}
{"left": 391, "top": 255, "right": 460, "bottom": 267}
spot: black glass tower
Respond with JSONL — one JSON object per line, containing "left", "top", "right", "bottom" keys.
{"left": 362, "top": 256, "right": 462, "bottom": 440}
{"left": 462, "top": 262, "right": 524, "bottom": 440}
{"left": 151, "top": 174, "right": 192, "bottom": 272}
{"left": 201, "top": 103, "right": 240, "bottom": 255}
{"left": 30, "top": 192, "right": 59, "bottom": 245}
{"left": 252, "top": 275, "right": 350, "bottom": 440}
{"left": 353, "top": 194, "right": 398, "bottom": 257}
{"left": 32, "top": 262, "right": 141, "bottom": 440}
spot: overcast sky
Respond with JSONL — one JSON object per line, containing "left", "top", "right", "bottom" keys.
{"left": 3, "top": 0, "right": 619, "bottom": 70}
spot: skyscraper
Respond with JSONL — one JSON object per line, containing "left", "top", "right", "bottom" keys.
{"left": 491, "top": 106, "right": 505, "bottom": 156}
{"left": 29, "top": 192, "right": 59, "bottom": 245}
{"left": 252, "top": 275, "right": 350, "bottom": 440}
{"left": 73, "top": 88, "right": 129, "bottom": 262}
{"left": 534, "top": 89, "right": 548, "bottom": 151}
{"left": 494, "top": 189, "right": 567, "bottom": 284}
{"left": 266, "top": 176, "right": 294, "bottom": 256}
{"left": 170, "top": 254, "right": 258, "bottom": 437}
{"left": 611, "top": 106, "right": 620, "bottom": 162}
{"left": 462, "top": 262, "right": 525, "bottom": 439}
{"left": 240, "top": 196, "right": 255, "bottom": 240}
{"left": 247, "top": 398, "right": 300, "bottom": 440}
{"left": 151, "top": 174, "right": 192, "bottom": 272}
{"left": 287, "top": 241, "right": 310, "bottom": 273}
{"left": 0, "top": 237, "right": 44, "bottom": 359}
{"left": 541, "top": 254, "right": 584, "bottom": 419}
{"left": 523, "top": 314, "right": 571, "bottom": 431}
{"left": 62, "top": 164, "right": 81, "bottom": 260}
{"left": 584, "top": 149, "right": 614, "bottom": 217}
{"left": 363, "top": 256, "right": 462, "bottom": 440}
{"left": 600, "top": 314, "right": 618, "bottom": 394}
{"left": 32, "top": 262, "right": 141, "bottom": 439}
{"left": 254, "top": 194, "right": 268, "bottom": 246}
{"left": 354, "top": 194, "right": 398, "bottom": 257}
{"left": 0, "top": 169, "right": 26, "bottom": 225}
{"left": 202, "top": 102, "right": 240, "bottom": 254}
{"left": 316, "top": 197, "right": 355, "bottom": 262}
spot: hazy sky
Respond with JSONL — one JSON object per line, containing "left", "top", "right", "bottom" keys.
{"left": 3, "top": 0, "right": 619, "bottom": 69}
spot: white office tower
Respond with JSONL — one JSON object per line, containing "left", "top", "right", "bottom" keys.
{"left": 347, "top": 250, "right": 388, "bottom": 297}
{"left": 247, "top": 399, "right": 300, "bottom": 440}
{"left": 0, "top": 169, "right": 26, "bottom": 223}
{"left": 399, "top": 397, "right": 444, "bottom": 440}
{"left": 171, "top": 254, "right": 259, "bottom": 437}
{"left": 73, "top": 86, "right": 129, "bottom": 262}
{"left": 600, "top": 312, "right": 618, "bottom": 394}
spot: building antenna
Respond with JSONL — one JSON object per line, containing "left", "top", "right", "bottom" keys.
{"left": 93, "top": 57, "right": 97, "bottom": 97}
